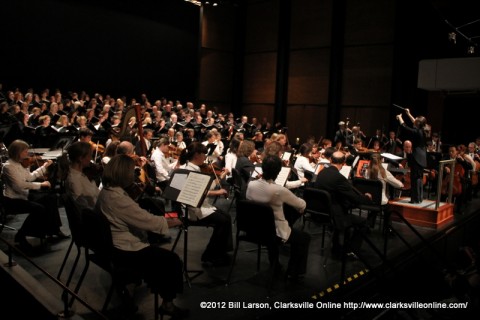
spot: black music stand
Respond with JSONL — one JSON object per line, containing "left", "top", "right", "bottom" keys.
{"left": 164, "top": 169, "right": 214, "bottom": 286}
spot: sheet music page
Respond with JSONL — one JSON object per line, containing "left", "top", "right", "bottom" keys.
{"left": 275, "top": 167, "right": 291, "bottom": 186}
{"left": 170, "top": 173, "right": 188, "bottom": 190}
{"left": 282, "top": 152, "right": 292, "bottom": 161}
{"left": 177, "top": 172, "right": 211, "bottom": 207}
{"left": 339, "top": 165, "right": 351, "bottom": 179}
{"left": 251, "top": 167, "right": 263, "bottom": 179}
{"left": 381, "top": 153, "right": 403, "bottom": 160}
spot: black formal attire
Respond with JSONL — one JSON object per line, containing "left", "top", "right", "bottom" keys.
{"left": 334, "top": 129, "right": 348, "bottom": 146}
{"left": 314, "top": 166, "right": 372, "bottom": 253}
{"left": 234, "top": 156, "right": 255, "bottom": 200}
{"left": 399, "top": 124, "right": 427, "bottom": 203}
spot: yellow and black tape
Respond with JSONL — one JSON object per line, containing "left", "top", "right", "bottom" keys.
{"left": 311, "top": 269, "right": 369, "bottom": 299}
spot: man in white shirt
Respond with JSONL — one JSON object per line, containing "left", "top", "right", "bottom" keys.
{"left": 246, "top": 155, "right": 310, "bottom": 280}
{"left": 151, "top": 138, "right": 177, "bottom": 191}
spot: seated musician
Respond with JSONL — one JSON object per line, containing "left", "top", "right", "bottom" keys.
{"left": 365, "top": 153, "right": 404, "bottom": 227}
{"left": 262, "top": 141, "right": 307, "bottom": 190}
{"left": 293, "top": 143, "right": 315, "bottom": 180}
{"left": 150, "top": 138, "right": 176, "bottom": 191}
{"left": 1, "top": 139, "right": 69, "bottom": 251}
{"left": 314, "top": 151, "right": 373, "bottom": 256}
{"left": 64, "top": 141, "right": 100, "bottom": 210}
{"left": 96, "top": 155, "right": 188, "bottom": 318}
{"left": 235, "top": 140, "right": 257, "bottom": 198}
{"left": 246, "top": 154, "right": 310, "bottom": 280}
{"left": 178, "top": 142, "right": 233, "bottom": 266}
{"left": 443, "top": 145, "right": 474, "bottom": 208}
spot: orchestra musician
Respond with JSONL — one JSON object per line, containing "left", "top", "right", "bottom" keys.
{"left": 293, "top": 143, "right": 315, "bottom": 180}
{"left": 365, "top": 153, "right": 404, "bottom": 227}
{"left": 95, "top": 154, "right": 187, "bottom": 319}
{"left": 383, "top": 131, "right": 403, "bottom": 155}
{"left": 1, "top": 139, "right": 69, "bottom": 251}
{"left": 396, "top": 109, "right": 427, "bottom": 204}
{"left": 150, "top": 138, "right": 177, "bottom": 191}
{"left": 441, "top": 145, "right": 472, "bottom": 211}
{"left": 262, "top": 141, "right": 307, "bottom": 190}
{"left": 313, "top": 151, "right": 373, "bottom": 256}
{"left": 64, "top": 141, "right": 100, "bottom": 210}
{"left": 235, "top": 140, "right": 257, "bottom": 199}
{"left": 134, "top": 128, "right": 153, "bottom": 158}
{"left": 246, "top": 154, "right": 310, "bottom": 280}
{"left": 178, "top": 142, "right": 233, "bottom": 266}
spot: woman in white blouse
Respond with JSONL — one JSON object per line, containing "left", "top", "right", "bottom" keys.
{"left": 293, "top": 143, "right": 315, "bottom": 180}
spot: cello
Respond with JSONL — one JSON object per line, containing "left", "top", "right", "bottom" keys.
{"left": 441, "top": 162, "right": 464, "bottom": 196}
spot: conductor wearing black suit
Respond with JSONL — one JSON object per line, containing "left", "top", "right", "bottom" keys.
{"left": 396, "top": 108, "right": 427, "bottom": 204}
{"left": 314, "top": 151, "right": 373, "bottom": 255}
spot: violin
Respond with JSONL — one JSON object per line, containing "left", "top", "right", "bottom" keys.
{"left": 89, "top": 141, "right": 105, "bottom": 154}
{"left": 83, "top": 162, "right": 103, "bottom": 183}
{"left": 200, "top": 162, "right": 228, "bottom": 198}
{"left": 20, "top": 155, "right": 49, "bottom": 168}
{"left": 124, "top": 182, "right": 146, "bottom": 201}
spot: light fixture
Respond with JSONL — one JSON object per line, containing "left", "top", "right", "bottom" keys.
{"left": 213, "top": 2, "right": 218, "bottom": 6}
{"left": 448, "top": 32, "right": 457, "bottom": 44}
{"left": 468, "top": 46, "right": 475, "bottom": 55}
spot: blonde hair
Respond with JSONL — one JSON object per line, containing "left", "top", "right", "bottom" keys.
{"left": 368, "top": 153, "right": 386, "bottom": 180}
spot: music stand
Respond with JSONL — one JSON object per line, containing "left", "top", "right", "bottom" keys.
{"left": 163, "top": 169, "right": 214, "bottom": 286}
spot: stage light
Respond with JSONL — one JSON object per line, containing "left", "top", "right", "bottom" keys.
{"left": 467, "top": 46, "right": 475, "bottom": 55}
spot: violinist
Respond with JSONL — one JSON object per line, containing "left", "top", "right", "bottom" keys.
{"left": 235, "top": 140, "right": 257, "bottom": 184}
{"left": 202, "top": 131, "right": 222, "bottom": 166}
{"left": 150, "top": 138, "right": 176, "bottom": 191}
{"left": 262, "top": 141, "right": 307, "bottom": 190}
{"left": 178, "top": 142, "right": 233, "bottom": 266}
{"left": 78, "top": 128, "right": 105, "bottom": 159}
{"left": 224, "top": 137, "right": 241, "bottom": 180}
{"left": 1, "top": 139, "right": 68, "bottom": 251}
{"left": 293, "top": 143, "right": 315, "bottom": 180}
{"left": 116, "top": 141, "right": 167, "bottom": 225}
{"left": 64, "top": 141, "right": 100, "bottom": 210}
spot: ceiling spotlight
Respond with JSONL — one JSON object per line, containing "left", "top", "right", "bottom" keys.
{"left": 448, "top": 32, "right": 456, "bottom": 44}
{"left": 213, "top": 2, "right": 218, "bottom": 6}
{"left": 468, "top": 46, "right": 475, "bottom": 55}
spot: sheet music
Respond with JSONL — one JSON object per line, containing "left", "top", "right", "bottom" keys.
{"left": 282, "top": 152, "right": 292, "bottom": 161}
{"left": 177, "top": 172, "right": 211, "bottom": 207}
{"left": 275, "top": 167, "right": 291, "bottom": 186}
{"left": 340, "top": 165, "right": 351, "bottom": 179}
{"left": 170, "top": 173, "right": 188, "bottom": 190}
{"left": 251, "top": 167, "right": 263, "bottom": 179}
{"left": 381, "top": 152, "right": 403, "bottom": 160}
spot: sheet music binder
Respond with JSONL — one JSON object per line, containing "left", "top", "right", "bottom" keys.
{"left": 163, "top": 169, "right": 214, "bottom": 208}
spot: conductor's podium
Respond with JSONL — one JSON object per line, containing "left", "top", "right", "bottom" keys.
{"left": 388, "top": 197, "right": 454, "bottom": 229}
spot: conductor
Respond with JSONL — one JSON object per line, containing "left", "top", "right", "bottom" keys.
{"left": 396, "top": 108, "right": 427, "bottom": 204}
